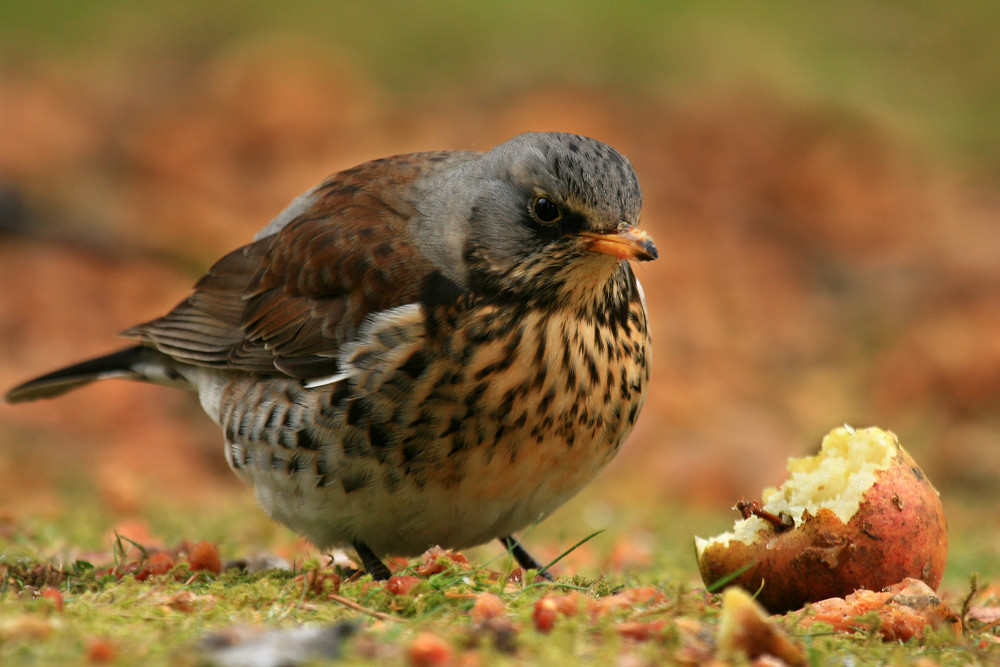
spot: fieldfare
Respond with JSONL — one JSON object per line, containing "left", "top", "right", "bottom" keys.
{"left": 6, "top": 132, "right": 656, "bottom": 579}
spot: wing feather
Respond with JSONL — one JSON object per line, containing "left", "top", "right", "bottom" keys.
{"left": 122, "top": 153, "right": 445, "bottom": 379}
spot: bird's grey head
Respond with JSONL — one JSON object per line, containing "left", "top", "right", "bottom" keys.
{"left": 414, "top": 132, "right": 654, "bottom": 300}
{"left": 484, "top": 131, "right": 643, "bottom": 228}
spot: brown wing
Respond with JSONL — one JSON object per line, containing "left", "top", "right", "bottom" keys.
{"left": 122, "top": 154, "right": 441, "bottom": 379}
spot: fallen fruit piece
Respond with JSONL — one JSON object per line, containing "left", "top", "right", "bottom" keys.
{"left": 695, "top": 426, "right": 948, "bottom": 613}
{"left": 408, "top": 632, "right": 453, "bottom": 667}
{"left": 717, "top": 587, "right": 806, "bottom": 666}
{"left": 86, "top": 637, "right": 117, "bottom": 663}
{"left": 40, "top": 588, "right": 64, "bottom": 612}
{"left": 470, "top": 592, "right": 506, "bottom": 626}
{"left": 533, "top": 597, "right": 558, "bottom": 634}
{"left": 187, "top": 540, "right": 222, "bottom": 574}
{"left": 385, "top": 575, "right": 421, "bottom": 596}
{"left": 803, "top": 578, "right": 960, "bottom": 641}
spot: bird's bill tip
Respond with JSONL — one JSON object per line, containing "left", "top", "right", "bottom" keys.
{"left": 578, "top": 226, "right": 658, "bottom": 262}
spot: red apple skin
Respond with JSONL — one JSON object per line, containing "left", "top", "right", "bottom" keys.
{"left": 696, "top": 445, "right": 947, "bottom": 614}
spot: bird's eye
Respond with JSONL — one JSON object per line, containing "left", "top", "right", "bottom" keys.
{"left": 531, "top": 196, "right": 562, "bottom": 224}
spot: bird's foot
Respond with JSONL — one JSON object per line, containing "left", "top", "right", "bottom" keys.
{"left": 499, "top": 535, "right": 554, "bottom": 581}
{"left": 353, "top": 542, "right": 392, "bottom": 581}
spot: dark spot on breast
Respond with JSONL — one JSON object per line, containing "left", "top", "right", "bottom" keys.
{"left": 465, "top": 381, "right": 489, "bottom": 408}
{"left": 345, "top": 400, "right": 365, "bottom": 427}
{"left": 531, "top": 365, "right": 547, "bottom": 390}
{"left": 585, "top": 354, "right": 599, "bottom": 385}
{"left": 296, "top": 429, "right": 322, "bottom": 451}
{"left": 407, "top": 410, "right": 434, "bottom": 429}
{"left": 449, "top": 434, "right": 471, "bottom": 455}
{"left": 535, "top": 332, "right": 547, "bottom": 363}
{"left": 327, "top": 380, "right": 351, "bottom": 406}
{"left": 495, "top": 389, "right": 516, "bottom": 420}
{"left": 912, "top": 466, "right": 925, "bottom": 481}
{"left": 369, "top": 422, "right": 392, "bottom": 451}
{"left": 561, "top": 333, "right": 573, "bottom": 370}
{"left": 341, "top": 468, "right": 373, "bottom": 493}
{"left": 566, "top": 365, "right": 577, "bottom": 392}
{"left": 399, "top": 350, "right": 428, "bottom": 379}
{"left": 537, "top": 387, "right": 556, "bottom": 414}
{"left": 402, "top": 442, "right": 425, "bottom": 464}
{"left": 440, "top": 416, "right": 463, "bottom": 438}
{"left": 627, "top": 404, "right": 639, "bottom": 424}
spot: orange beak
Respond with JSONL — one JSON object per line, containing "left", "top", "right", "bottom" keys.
{"left": 578, "top": 224, "right": 658, "bottom": 262}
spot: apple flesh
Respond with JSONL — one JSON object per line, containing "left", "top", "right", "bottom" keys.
{"left": 694, "top": 426, "right": 948, "bottom": 614}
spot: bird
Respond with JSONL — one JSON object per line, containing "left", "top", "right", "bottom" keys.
{"left": 5, "top": 132, "right": 656, "bottom": 580}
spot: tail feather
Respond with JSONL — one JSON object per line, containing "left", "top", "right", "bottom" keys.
{"left": 5, "top": 346, "right": 186, "bottom": 403}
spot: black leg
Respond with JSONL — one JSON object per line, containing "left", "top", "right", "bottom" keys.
{"left": 499, "top": 535, "right": 554, "bottom": 580}
{"left": 353, "top": 542, "right": 392, "bottom": 581}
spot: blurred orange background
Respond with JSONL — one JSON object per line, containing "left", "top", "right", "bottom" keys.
{"left": 1, "top": 3, "right": 998, "bottom": 571}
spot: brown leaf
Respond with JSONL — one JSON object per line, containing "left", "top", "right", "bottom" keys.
{"left": 968, "top": 605, "right": 1000, "bottom": 625}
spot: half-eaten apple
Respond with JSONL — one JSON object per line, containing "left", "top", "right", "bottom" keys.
{"left": 694, "top": 426, "right": 947, "bottom": 614}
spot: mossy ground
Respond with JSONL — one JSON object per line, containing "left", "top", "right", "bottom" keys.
{"left": 2, "top": 488, "right": 999, "bottom": 665}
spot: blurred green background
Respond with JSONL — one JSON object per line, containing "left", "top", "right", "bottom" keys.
{"left": 2, "top": 1, "right": 999, "bottom": 169}
{"left": 2, "top": 1, "right": 999, "bottom": 588}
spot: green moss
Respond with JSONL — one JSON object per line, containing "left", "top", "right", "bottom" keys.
{"left": 3, "top": 499, "right": 998, "bottom": 665}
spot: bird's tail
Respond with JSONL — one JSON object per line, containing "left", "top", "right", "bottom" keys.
{"left": 5, "top": 345, "right": 190, "bottom": 403}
